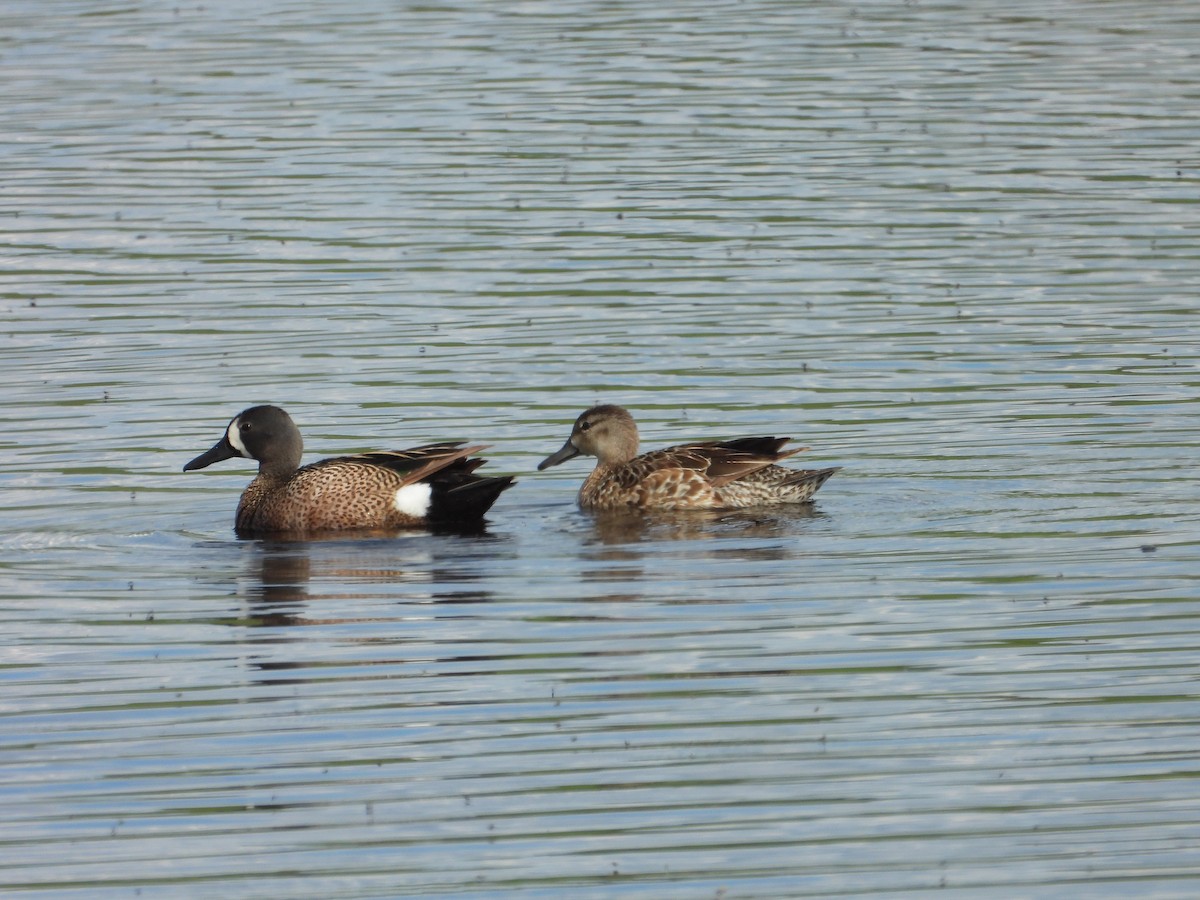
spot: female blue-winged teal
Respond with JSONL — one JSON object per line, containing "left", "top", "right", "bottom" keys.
{"left": 537, "top": 404, "right": 837, "bottom": 511}
{"left": 184, "top": 405, "right": 514, "bottom": 536}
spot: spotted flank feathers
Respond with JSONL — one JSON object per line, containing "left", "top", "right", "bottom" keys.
{"left": 538, "top": 404, "right": 838, "bottom": 511}
{"left": 184, "top": 405, "right": 514, "bottom": 536}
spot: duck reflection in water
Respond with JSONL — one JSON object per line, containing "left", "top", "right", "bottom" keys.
{"left": 230, "top": 533, "right": 508, "bottom": 684}
{"left": 583, "top": 505, "right": 829, "bottom": 547}
{"left": 232, "top": 531, "right": 504, "bottom": 628}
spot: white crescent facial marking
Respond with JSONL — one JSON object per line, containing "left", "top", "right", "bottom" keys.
{"left": 227, "top": 419, "right": 250, "bottom": 458}
{"left": 394, "top": 482, "right": 433, "bottom": 518}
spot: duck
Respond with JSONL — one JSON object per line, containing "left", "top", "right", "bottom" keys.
{"left": 184, "top": 405, "right": 514, "bottom": 536}
{"left": 537, "top": 404, "right": 837, "bottom": 511}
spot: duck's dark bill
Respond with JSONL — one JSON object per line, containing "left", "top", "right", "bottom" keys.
{"left": 184, "top": 436, "right": 238, "bottom": 471}
{"left": 537, "top": 440, "right": 580, "bottom": 471}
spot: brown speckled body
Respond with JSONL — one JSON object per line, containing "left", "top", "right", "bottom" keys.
{"left": 576, "top": 445, "right": 837, "bottom": 511}
{"left": 539, "top": 405, "right": 838, "bottom": 511}
{"left": 235, "top": 454, "right": 450, "bottom": 533}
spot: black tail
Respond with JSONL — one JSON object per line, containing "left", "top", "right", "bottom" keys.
{"left": 429, "top": 475, "right": 515, "bottom": 523}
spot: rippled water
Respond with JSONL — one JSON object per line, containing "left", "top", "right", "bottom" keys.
{"left": 3, "top": 0, "right": 1199, "bottom": 896}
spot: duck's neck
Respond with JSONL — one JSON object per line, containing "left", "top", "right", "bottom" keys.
{"left": 258, "top": 455, "right": 300, "bottom": 479}
{"left": 580, "top": 461, "right": 619, "bottom": 502}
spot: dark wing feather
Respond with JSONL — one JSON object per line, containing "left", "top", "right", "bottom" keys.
{"left": 698, "top": 436, "right": 793, "bottom": 456}
{"left": 629, "top": 438, "right": 805, "bottom": 489}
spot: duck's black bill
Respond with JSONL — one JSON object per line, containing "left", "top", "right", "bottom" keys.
{"left": 184, "top": 436, "right": 237, "bottom": 472}
{"left": 537, "top": 440, "right": 580, "bottom": 471}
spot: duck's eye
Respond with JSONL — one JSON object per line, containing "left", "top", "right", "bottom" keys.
{"left": 240, "top": 422, "right": 252, "bottom": 433}
{"left": 579, "top": 420, "right": 592, "bottom": 432}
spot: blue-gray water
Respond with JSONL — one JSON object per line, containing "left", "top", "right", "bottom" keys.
{"left": 2, "top": 0, "right": 1199, "bottom": 896}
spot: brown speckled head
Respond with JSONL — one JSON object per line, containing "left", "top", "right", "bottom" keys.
{"left": 537, "top": 404, "right": 639, "bottom": 470}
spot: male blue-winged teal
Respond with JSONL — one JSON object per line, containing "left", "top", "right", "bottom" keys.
{"left": 184, "top": 405, "right": 514, "bottom": 536}
{"left": 537, "top": 404, "right": 838, "bottom": 511}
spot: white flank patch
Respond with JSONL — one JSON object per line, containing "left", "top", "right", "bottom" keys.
{"left": 227, "top": 420, "right": 251, "bottom": 458}
{"left": 394, "top": 482, "right": 433, "bottom": 518}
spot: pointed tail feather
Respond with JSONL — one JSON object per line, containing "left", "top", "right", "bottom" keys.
{"left": 780, "top": 466, "right": 840, "bottom": 501}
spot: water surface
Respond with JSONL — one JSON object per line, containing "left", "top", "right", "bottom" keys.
{"left": 2, "top": 0, "right": 1199, "bottom": 896}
